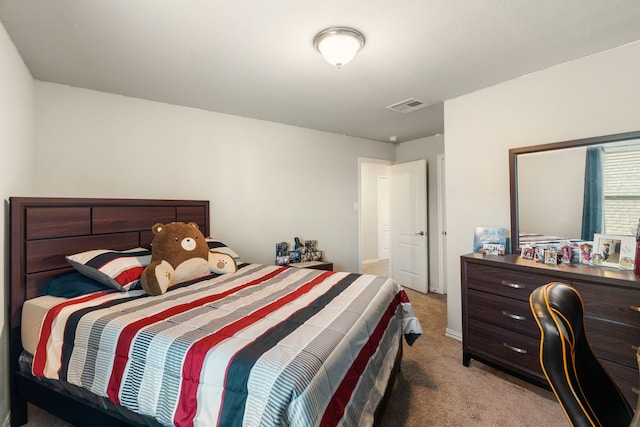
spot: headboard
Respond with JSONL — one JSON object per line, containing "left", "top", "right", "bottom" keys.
{"left": 9, "top": 197, "right": 210, "bottom": 328}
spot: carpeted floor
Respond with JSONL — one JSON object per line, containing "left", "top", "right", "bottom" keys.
{"left": 362, "top": 259, "right": 390, "bottom": 277}
{"left": 379, "top": 287, "right": 567, "bottom": 427}
{"left": 21, "top": 267, "right": 568, "bottom": 426}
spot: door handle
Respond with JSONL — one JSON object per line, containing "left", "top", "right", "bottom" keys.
{"left": 415, "top": 231, "right": 425, "bottom": 236}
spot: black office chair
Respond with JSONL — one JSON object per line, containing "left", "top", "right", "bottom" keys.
{"left": 529, "top": 282, "right": 634, "bottom": 427}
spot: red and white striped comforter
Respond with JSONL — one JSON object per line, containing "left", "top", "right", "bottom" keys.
{"left": 32, "top": 264, "right": 422, "bottom": 427}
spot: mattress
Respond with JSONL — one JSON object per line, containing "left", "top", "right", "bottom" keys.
{"left": 23, "top": 263, "right": 422, "bottom": 427}
{"left": 22, "top": 295, "right": 66, "bottom": 355}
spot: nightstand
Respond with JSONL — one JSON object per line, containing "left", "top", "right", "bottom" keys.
{"left": 288, "top": 261, "right": 333, "bottom": 271}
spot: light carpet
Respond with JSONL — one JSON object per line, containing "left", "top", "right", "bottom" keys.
{"left": 379, "top": 288, "right": 567, "bottom": 427}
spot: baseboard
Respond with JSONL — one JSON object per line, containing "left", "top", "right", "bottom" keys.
{"left": 445, "top": 328, "right": 462, "bottom": 342}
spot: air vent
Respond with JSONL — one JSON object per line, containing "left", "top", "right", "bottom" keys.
{"left": 385, "top": 98, "right": 430, "bottom": 113}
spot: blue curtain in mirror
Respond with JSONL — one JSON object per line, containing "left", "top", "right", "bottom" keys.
{"left": 581, "top": 146, "right": 604, "bottom": 240}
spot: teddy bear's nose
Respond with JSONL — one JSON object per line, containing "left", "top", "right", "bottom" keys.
{"left": 181, "top": 237, "right": 197, "bottom": 251}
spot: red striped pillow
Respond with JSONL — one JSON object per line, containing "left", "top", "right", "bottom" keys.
{"left": 66, "top": 248, "right": 152, "bottom": 291}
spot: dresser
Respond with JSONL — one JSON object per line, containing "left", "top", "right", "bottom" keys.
{"left": 461, "top": 253, "right": 640, "bottom": 407}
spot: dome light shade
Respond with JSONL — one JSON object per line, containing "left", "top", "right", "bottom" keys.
{"left": 313, "top": 27, "right": 365, "bottom": 68}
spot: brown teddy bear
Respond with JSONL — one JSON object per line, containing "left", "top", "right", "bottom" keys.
{"left": 141, "top": 221, "right": 237, "bottom": 296}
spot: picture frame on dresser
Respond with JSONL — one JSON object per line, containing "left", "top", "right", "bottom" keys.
{"left": 593, "top": 233, "right": 635, "bottom": 269}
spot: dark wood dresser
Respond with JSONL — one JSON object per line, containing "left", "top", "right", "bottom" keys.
{"left": 461, "top": 253, "right": 640, "bottom": 407}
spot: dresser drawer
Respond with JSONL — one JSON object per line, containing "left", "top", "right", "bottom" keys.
{"left": 467, "top": 289, "right": 540, "bottom": 338}
{"left": 465, "top": 262, "right": 557, "bottom": 301}
{"left": 572, "top": 280, "right": 640, "bottom": 326}
{"left": 600, "top": 359, "right": 639, "bottom": 408}
{"left": 467, "top": 320, "right": 544, "bottom": 378}
{"left": 584, "top": 317, "right": 640, "bottom": 368}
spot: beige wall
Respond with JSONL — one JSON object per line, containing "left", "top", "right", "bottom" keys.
{"left": 0, "top": 21, "right": 34, "bottom": 427}
{"left": 33, "top": 82, "right": 396, "bottom": 273}
{"left": 444, "top": 40, "right": 640, "bottom": 339}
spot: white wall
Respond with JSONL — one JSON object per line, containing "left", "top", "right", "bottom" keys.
{"left": 0, "top": 21, "right": 35, "bottom": 427}
{"left": 33, "top": 82, "right": 395, "bottom": 273}
{"left": 444, "top": 41, "right": 640, "bottom": 339}
{"left": 396, "top": 134, "right": 445, "bottom": 293}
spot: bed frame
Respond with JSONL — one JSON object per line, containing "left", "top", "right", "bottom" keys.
{"left": 8, "top": 196, "right": 401, "bottom": 426}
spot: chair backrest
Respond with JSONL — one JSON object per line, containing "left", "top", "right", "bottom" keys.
{"left": 631, "top": 346, "right": 640, "bottom": 427}
{"left": 529, "top": 282, "right": 634, "bottom": 427}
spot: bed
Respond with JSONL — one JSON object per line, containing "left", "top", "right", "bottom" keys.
{"left": 9, "top": 197, "right": 421, "bottom": 427}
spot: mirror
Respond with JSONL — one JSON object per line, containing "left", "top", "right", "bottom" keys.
{"left": 510, "top": 130, "right": 640, "bottom": 253}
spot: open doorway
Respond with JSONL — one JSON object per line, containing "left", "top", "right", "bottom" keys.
{"left": 359, "top": 157, "right": 431, "bottom": 293}
{"left": 359, "top": 159, "right": 391, "bottom": 277}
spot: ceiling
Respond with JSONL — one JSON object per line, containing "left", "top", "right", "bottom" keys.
{"left": 2, "top": 1, "right": 640, "bottom": 143}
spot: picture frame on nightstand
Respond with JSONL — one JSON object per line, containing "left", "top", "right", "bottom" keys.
{"left": 276, "top": 255, "right": 290, "bottom": 266}
{"left": 276, "top": 242, "right": 290, "bottom": 265}
{"left": 288, "top": 250, "right": 301, "bottom": 263}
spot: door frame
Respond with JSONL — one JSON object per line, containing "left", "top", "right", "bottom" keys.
{"left": 436, "top": 154, "right": 447, "bottom": 294}
{"left": 377, "top": 175, "right": 391, "bottom": 260}
{"left": 390, "top": 159, "right": 428, "bottom": 293}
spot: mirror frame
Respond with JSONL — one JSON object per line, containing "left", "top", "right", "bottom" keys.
{"left": 509, "top": 130, "right": 640, "bottom": 254}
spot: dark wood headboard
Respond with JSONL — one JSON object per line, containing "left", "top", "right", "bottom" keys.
{"left": 9, "top": 197, "right": 210, "bottom": 328}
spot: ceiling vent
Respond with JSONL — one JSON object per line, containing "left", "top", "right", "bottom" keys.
{"left": 385, "top": 98, "right": 429, "bottom": 113}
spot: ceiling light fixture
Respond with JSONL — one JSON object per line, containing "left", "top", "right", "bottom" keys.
{"left": 313, "top": 27, "right": 365, "bottom": 68}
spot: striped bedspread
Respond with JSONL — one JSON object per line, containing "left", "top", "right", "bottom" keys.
{"left": 32, "top": 264, "right": 422, "bottom": 427}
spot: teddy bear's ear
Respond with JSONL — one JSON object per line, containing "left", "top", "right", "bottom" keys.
{"left": 151, "top": 223, "right": 165, "bottom": 235}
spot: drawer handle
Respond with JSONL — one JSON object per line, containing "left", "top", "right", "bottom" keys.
{"left": 631, "top": 305, "right": 640, "bottom": 312}
{"left": 633, "top": 387, "right": 639, "bottom": 396}
{"left": 501, "top": 280, "right": 524, "bottom": 289}
{"left": 503, "top": 343, "right": 528, "bottom": 354}
{"left": 502, "top": 311, "right": 526, "bottom": 321}
{"left": 633, "top": 345, "right": 639, "bottom": 352}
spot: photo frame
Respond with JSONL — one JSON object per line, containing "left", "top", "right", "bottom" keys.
{"left": 276, "top": 242, "right": 289, "bottom": 257}
{"left": 579, "top": 242, "right": 593, "bottom": 265}
{"left": 618, "top": 237, "right": 637, "bottom": 271}
{"left": 520, "top": 246, "right": 534, "bottom": 260}
{"left": 592, "top": 233, "right": 635, "bottom": 269}
{"left": 276, "top": 255, "right": 290, "bottom": 266}
{"left": 544, "top": 248, "right": 558, "bottom": 265}
{"left": 288, "top": 250, "right": 302, "bottom": 263}
{"left": 275, "top": 238, "right": 325, "bottom": 265}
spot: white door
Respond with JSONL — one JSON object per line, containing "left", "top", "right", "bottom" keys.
{"left": 390, "top": 160, "right": 428, "bottom": 293}
{"left": 377, "top": 176, "right": 391, "bottom": 260}
{"left": 436, "top": 154, "right": 447, "bottom": 294}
